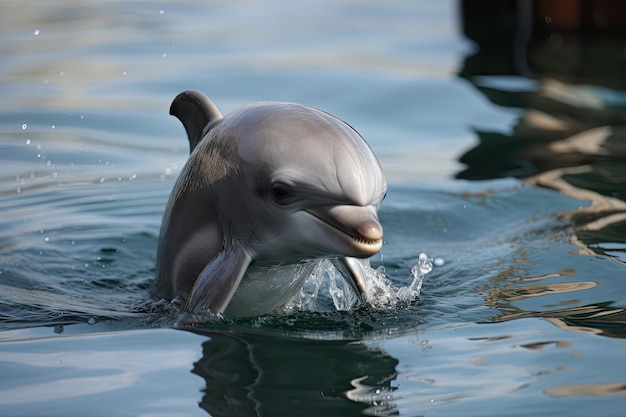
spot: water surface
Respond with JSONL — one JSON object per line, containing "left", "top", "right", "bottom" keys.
{"left": 1, "top": 1, "right": 626, "bottom": 416}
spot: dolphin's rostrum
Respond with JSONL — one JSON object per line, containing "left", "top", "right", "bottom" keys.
{"left": 156, "top": 90, "right": 387, "bottom": 317}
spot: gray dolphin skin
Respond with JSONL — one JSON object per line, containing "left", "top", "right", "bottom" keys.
{"left": 156, "top": 90, "right": 387, "bottom": 317}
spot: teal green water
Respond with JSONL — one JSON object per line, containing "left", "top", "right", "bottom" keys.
{"left": 1, "top": 1, "right": 626, "bottom": 416}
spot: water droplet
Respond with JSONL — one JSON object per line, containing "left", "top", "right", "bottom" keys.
{"left": 99, "top": 177, "right": 106, "bottom": 183}
{"left": 164, "top": 167, "right": 172, "bottom": 175}
{"left": 44, "top": 237, "right": 50, "bottom": 243}
{"left": 413, "top": 252, "right": 433, "bottom": 276}
{"left": 162, "top": 53, "right": 167, "bottom": 58}
{"left": 34, "top": 29, "right": 40, "bottom": 36}
{"left": 21, "top": 123, "right": 27, "bottom": 130}
{"left": 87, "top": 317, "right": 96, "bottom": 325}
{"left": 159, "top": 9, "right": 165, "bottom": 14}
{"left": 51, "top": 125, "right": 55, "bottom": 129}
{"left": 25, "top": 139, "right": 31, "bottom": 145}
{"left": 80, "top": 115, "right": 85, "bottom": 120}
{"left": 433, "top": 257, "right": 445, "bottom": 266}
{"left": 122, "top": 71, "right": 127, "bottom": 76}
{"left": 45, "top": 160, "right": 52, "bottom": 167}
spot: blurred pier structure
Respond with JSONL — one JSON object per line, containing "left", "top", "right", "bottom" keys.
{"left": 461, "top": 0, "right": 626, "bottom": 85}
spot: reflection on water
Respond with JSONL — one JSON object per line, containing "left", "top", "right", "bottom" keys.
{"left": 545, "top": 381, "right": 626, "bottom": 398}
{"left": 458, "top": 0, "right": 626, "bottom": 340}
{"left": 191, "top": 329, "right": 399, "bottom": 416}
{"left": 0, "top": 329, "right": 205, "bottom": 416}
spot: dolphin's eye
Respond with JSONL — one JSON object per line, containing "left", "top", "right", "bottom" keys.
{"left": 270, "top": 181, "right": 294, "bottom": 205}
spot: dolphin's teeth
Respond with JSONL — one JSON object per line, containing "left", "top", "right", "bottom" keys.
{"left": 352, "top": 236, "right": 380, "bottom": 246}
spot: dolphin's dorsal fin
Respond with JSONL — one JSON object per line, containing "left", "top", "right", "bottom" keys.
{"left": 170, "top": 90, "right": 223, "bottom": 153}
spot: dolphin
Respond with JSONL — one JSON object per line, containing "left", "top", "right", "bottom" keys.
{"left": 156, "top": 90, "right": 387, "bottom": 317}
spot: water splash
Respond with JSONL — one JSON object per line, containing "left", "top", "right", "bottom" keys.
{"left": 296, "top": 260, "right": 336, "bottom": 312}
{"left": 399, "top": 252, "right": 433, "bottom": 302}
{"left": 358, "top": 252, "right": 433, "bottom": 309}
{"left": 297, "top": 252, "right": 438, "bottom": 313}
{"left": 328, "top": 264, "right": 359, "bottom": 310}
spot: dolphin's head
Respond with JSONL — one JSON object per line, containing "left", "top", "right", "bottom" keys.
{"left": 218, "top": 102, "right": 387, "bottom": 261}
{"left": 162, "top": 92, "right": 388, "bottom": 315}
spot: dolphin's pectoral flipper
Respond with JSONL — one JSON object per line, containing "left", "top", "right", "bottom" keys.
{"left": 185, "top": 242, "right": 252, "bottom": 314}
{"left": 170, "top": 90, "right": 223, "bottom": 153}
{"left": 332, "top": 256, "right": 371, "bottom": 300}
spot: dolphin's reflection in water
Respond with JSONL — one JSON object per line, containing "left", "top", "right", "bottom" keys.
{"left": 190, "top": 329, "right": 399, "bottom": 416}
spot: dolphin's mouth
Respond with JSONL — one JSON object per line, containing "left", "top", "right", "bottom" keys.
{"left": 304, "top": 205, "right": 383, "bottom": 256}
{"left": 351, "top": 235, "right": 380, "bottom": 246}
